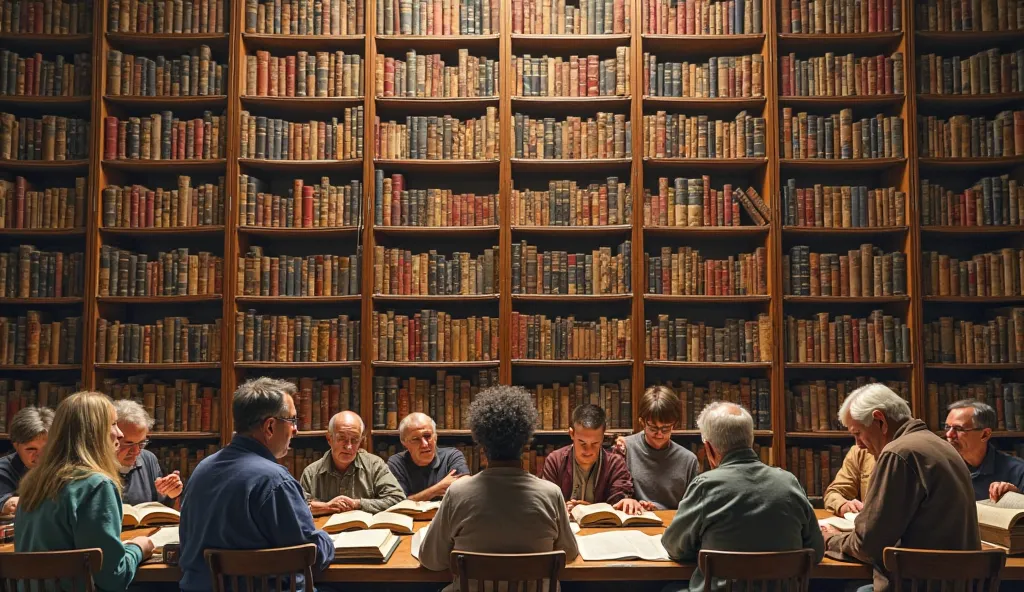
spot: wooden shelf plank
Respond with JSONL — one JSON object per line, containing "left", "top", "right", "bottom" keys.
{"left": 645, "top": 361, "right": 772, "bottom": 369}
{"left": 375, "top": 34, "right": 499, "bottom": 52}
{"left": 235, "top": 295, "right": 362, "bottom": 304}
{"left": 644, "top": 226, "right": 770, "bottom": 237}
{"left": 0, "top": 364, "right": 81, "bottom": 371}
{"left": 640, "top": 34, "right": 765, "bottom": 53}
{"left": 924, "top": 363, "right": 1024, "bottom": 371}
{"left": 779, "top": 95, "right": 904, "bottom": 108}
{"left": 104, "top": 95, "right": 227, "bottom": 109}
{"left": 922, "top": 225, "right": 1024, "bottom": 235}
{"left": 235, "top": 361, "right": 361, "bottom": 368}
{"left": 0, "top": 229, "right": 86, "bottom": 238}
{"left": 105, "top": 32, "right": 230, "bottom": 51}
{"left": 237, "top": 226, "right": 360, "bottom": 238}
{"left": 372, "top": 360, "right": 499, "bottom": 368}
{"left": 0, "top": 297, "right": 84, "bottom": 305}
{"left": 511, "top": 96, "right": 632, "bottom": 111}
{"left": 511, "top": 225, "right": 632, "bottom": 235}
{"left": 783, "top": 295, "right": 910, "bottom": 304}
{"left": 511, "top": 359, "right": 634, "bottom": 367}
{"left": 785, "top": 362, "right": 913, "bottom": 369}
{"left": 776, "top": 32, "right": 903, "bottom": 51}
{"left": 375, "top": 96, "right": 500, "bottom": 111}
{"left": 779, "top": 157, "right": 906, "bottom": 171}
{"left": 94, "top": 363, "right": 220, "bottom": 370}
{"left": 373, "top": 159, "right": 499, "bottom": 173}
{"left": 916, "top": 92, "right": 1024, "bottom": 108}
{"left": 786, "top": 431, "right": 851, "bottom": 439}
{"left": 374, "top": 225, "right": 500, "bottom": 236}
{"left": 918, "top": 156, "right": 1024, "bottom": 170}
{"left": 148, "top": 432, "right": 221, "bottom": 440}
{"left": 511, "top": 158, "right": 633, "bottom": 172}
{"left": 0, "top": 159, "right": 89, "bottom": 172}
{"left": 0, "top": 96, "right": 91, "bottom": 110}
{"left": 510, "top": 34, "right": 631, "bottom": 52}
{"left": 643, "top": 96, "right": 766, "bottom": 110}
{"left": 237, "top": 158, "right": 362, "bottom": 173}
{"left": 96, "top": 295, "right": 222, "bottom": 304}
{"left": 511, "top": 294, "right": 633, "bottom": 302}
{"left": 915, "top": 30, "right": 1024, "bottom": 51}
{"left": 373, "top": 294, "right": 499, "bottom": 302}
{"left": 102, "top": 159, "right": 227, "bottom": 173}
{"left": 784, "top": 226, "right": 909, "bottom": 236}
{"left": 100, "top": 226, "right": 226, "bottom": 237}
{"left": 241, "top": 95, "right": 364, "bottom": 109}
{"left": 643, "top": 157, "right": 767, "bottom": 171}
{"left": 644, "top": 294, "right": 771, "bottom": 303}
{"left": 923, "top": 296, "right": 1024, "bottom": 304}
{"left": 0, "top": 33, "right": 92, "bottom": 51}
{"left": 242, "top": 33, "right": 365, "bottom": 51}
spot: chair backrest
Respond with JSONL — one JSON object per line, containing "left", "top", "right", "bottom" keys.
{"left": 884, "top": 547, "right": 1006, "bottom": 592}
{"left": 450, "top": 550, "right": 566, "bottom": 592}
{"left": 0, "top": 548, "right": 102, "bottom": 592}
{"left": 205, "top": 544, "right": 317, "bottom": 592}
{"left": 698, "top": 549, "right": 815, "bottom": 592}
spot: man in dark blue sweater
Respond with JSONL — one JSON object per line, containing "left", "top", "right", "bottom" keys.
{"left": 179, "top": 377, "right": 334, "bottom": 592}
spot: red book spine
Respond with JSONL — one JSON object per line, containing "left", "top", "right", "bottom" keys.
{"left": 104, "top": 117, "right": 118, "bottom": 160}
{"left": 130, "top": 185, "right": 139, "bottom": 227}
{"left": 723, "top": 184, "right": 733, "bottom": 226}
{"left": 302, "top": 185, "right": 314, "bottom": 227}
{"left": 391, "top": 173, "right": 402, "bottom": 226}
{"left": 193, "top": 120, "right": 204, "bottom": 159}
{"left": 146, "top": 190, "right": 156, "bottom": 227}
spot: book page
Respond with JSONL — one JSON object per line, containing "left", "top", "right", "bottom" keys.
{"left": 982, "top": 492, "right": 1024, "bottom": 510}
{"left": 137, "top": 502, "right": 179, "bottom": 521}
{"left": 843, "top": 512, "right": 860, "bottom": 522}
{"left": 571, "top": 503, "right": 617, "bottom": 524}
{"left": 976, "top": 502, "right": 1024, "bottom": 530}
{"left": 819, "top": 516, "right": 855, "bottom": 532}
{"left": 148, "top": 526, "right": 179, "bottom": 549}
{"left": 622, "top": 510, "right": 663, "bottom": 526}
{"left": 332, "top": 529, "right": 392, "bottom": 550}
{"left": 370, "top": 511, "right": 413, "bottom": 532}
{"left": 411, "top": 525, "right": 429, "bottom": 560}
{"left": 626, "top": 532, "right": 671, "bottom": 561}
{"left": 325, "top": 510, "right": 373, "bottom": 531}
{"left": 388, "top": 500, "right": 441, "bottom": 514}
{"left": 575, "top": 530, "right": 671, "bottom": 561}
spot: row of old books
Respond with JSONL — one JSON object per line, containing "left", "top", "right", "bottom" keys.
{"left": 641, "top": 0, "right": 763, "bottom": 34}
{"left": 246, "top": 50, "right": 363, "bottom": 98}
{"left": 787, "top": 445, "right": 848, "bottom": 498}
{"left": 0, "top": 114, "right": 89, "bottom": 161}
{"left": 238, "top": 109, "right": 364, "bottom": 160}
{"left": 642, "top": 111, "right": 766, "bottom": 159}
{"left": 782, "top": 182, "right": 906, "bottom": 228}
{"left": 922, "top": 248, "right": 1024, "bottom": 298}
{"left": 780, "top": 110, "right": 904, "bottom": 160}
{"left": 375, "top": 110, "right": 497, "bottom": 160}
{"left": 238, "top": 247, "right": 362, "bottom": 297}
{"left": 0, "top": 313, "right": 81, "bottom": 365}
{"left": 107, "top": 46, "right": 224, "bottom": 97}
{"left": 510, "top": 313, "right": 631, "bottom": 361}
{"left": 644, "top": 246, "right": 769, "bottom": 296}
{"left": 291, "top": 373, "right": 363, "bottom": 429}
{"left": 371, "top": 368, "right": 499, "bottom": 430}
{"left": 107, "top": 0, "right": 226, "bottom": 33}
{"left": 375, "top": 172, "right": 499, "bottom": 227}
{"left": 372, "top": 246, "right": 499, "bottom": 296}
{"left": 785, "top": 312, "right": 911, "bottom": 364}
{"left": 917, "top": 111, "right": 1023, "bottom": 158}
{"left": 0, "top": 380, "right": 78, "bottom": 431}
{"left": 513, "top": 49, "right": 628, "bottom": 98}
{"left": 927, "top": 379, "right": 1024, "bottom": 432}
{"left": 783, "top": 244, "right": 908, "bottom": 297}
{"left": 103, "top": 176, "right": 226, "bottom": 229}
{"left": 660, "top": 379, "right": 772, "bottom": 430}
{"left": 514, "top": 113, "right": 630, "bottom": 159}
{"left": 238, "top": 176, "right": 363, "bottom": 228}
{"left": 780, "top": 52, "right": 904, "bottom": 97}
{"left": 234, "top": 312, "right": 360, "bottom": 362}
{"left": 372, "top": 310, "right": 499, "bottom": 362}
{"left": 510, "top": 240, "right": 632, "bottom": 295}
{"left": 103, "top": 112, "right": 228, "bottom": 161}
{"left": 155, "top": 444, "right": 218, "bottom": 484}
{"left": 916, "top": 0, "right": 1023, "bottom": 31}
{"left": 786, "top": 378, "right": 910, "bottom": 431}
{"left": 0, "top": 51, "right": 91, "bottom": 97}
{"left": 246, "top": 0, "right": 364, "bottom": 34}
{"left": 379, "top": 50, "right": 496, "bottom": 98}
{"left": 510, "top": 0, "right": 630, "bottom": 33}
{"left": 645, "top": 314, "right": 773, "bottom": 362}
{"left": 0, "top": 177, "right": 86, "bottom": 230}
{"left": 917, "top": 49, "right": 1024, "bottom": 96}
{"left": 377, "top": 0, "right": 496, "bottom": 35}
{"left": 919, "top": 176, "right": 1023, "bottom": 228}
{"left": 0, "top": 0, "right": 92, "bottom": 33}
{"left": 922, "top": 311, "right": 1024, "bottom": 365}
{"left": 95, "top": 318, "right": 223, "bottom": 364}
{"left": 512, "top": 178, "right": 629, "bottom": 227}
{"left": 644, "top": 179, "right": 771, "bottom": 227}
{"left": 643, "top": 53, "right": 764, "bottom": 98}
{"left": 104, "top": 377, "right": 221, "bottom": 433}
{"left": 529, "top": 378, "right": 634, "bottom": 430}
{"left": 374, "top": 441, "right": 486, "bottom": 473}
{"left": 781, "top": 0, "right": 902, "bottom": 33}
{"left": 0, "top": 246, "right": 85, "bottom": 298}
{"left": 98, "top": 246, "right": 223, "bottom": 297}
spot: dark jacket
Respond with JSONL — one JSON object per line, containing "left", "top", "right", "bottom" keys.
{"left": 540, "top": 445, "right": 633, "bottom": 504}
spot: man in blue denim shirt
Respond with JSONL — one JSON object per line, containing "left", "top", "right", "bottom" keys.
{"left": 179, "top": 377, "right": 335, "bottom": 592}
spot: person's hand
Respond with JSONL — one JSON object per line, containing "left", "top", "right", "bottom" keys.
{"left": 566, "top": 499, "right": 590, "bottom": 513}
{"left": 820, "top": 524, "right": 840, "bottom": 538}
{"left": 431, "top": 470, "right": 462, "bottom": 497}
{"left": 639, "top": 500, "right": 656, "bottom": 511}
{"left": 611, "top": 436, "right": 627, "bottom": 455}
{"left": 328, "top": 495, "right": 360, "bottom": 512}
{"left": 839, "top": 499, "right": 864, "bottom": 515}
{"left": 128, "top": 536, "right": 156, "bottom": 560}
{"left": 614, "top": 498, "right": 645, "bottom": 515}
{"left": 1, "top": 496, "right": 18, "bottom": 515}
{"left": 154, "top": 471, "right": 183, "bottom": 499}
{"left": 990, "top": 481, "right": 1019, "bottom": 502}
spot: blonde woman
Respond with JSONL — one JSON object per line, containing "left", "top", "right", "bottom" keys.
{"left": 15, "top": 391, "right": 155, "bottom": 592}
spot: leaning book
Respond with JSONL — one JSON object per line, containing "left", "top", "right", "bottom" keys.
{"left": 331, "top": 530, "right": 401, "bottom": 563}
{"left": 123, "top": 502, "right": 180, "bottom": 527}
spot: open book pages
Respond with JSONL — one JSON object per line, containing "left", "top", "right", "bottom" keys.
{"left": 323, "top": 510, "right": 414, "bottom": 534}
{"left": 330, "top": 529, "right": 401, "bottom": 561}
{"left": 571, "top": 503, "right": 663, "bottom": 527}
{"left": 818, "top": 516, "right": 854, "bottom": 532}
{"left": 148, "top": 526, "right": 179, "bottom": 550}
{"left": 123, "top": 502, "right": 180, "bottom": 527}
{"left": 387, "top": 499, "right": 441, "bottom": 517}
{"left": 981, "top": 492, "right": 1024, "bottom": 510}
{"left": 977, "top": 502, "right": 1024, "bottom": 530}
{"left": 411, "top": 525, "right": 429, "bottom": 560}
{"left": 575, "top": 530, "right": 671, "bottom": 561}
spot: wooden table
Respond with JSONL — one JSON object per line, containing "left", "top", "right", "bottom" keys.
{"left": 4, "top": 510, "right": 1023, "bottom": 582}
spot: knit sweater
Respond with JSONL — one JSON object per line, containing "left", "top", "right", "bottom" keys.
{"left": 622, "top": 432, "right": 699, "bottom": 510}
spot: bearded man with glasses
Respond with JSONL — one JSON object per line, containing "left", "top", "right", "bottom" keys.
{"left": 113, "top": 399, "right": 183, "bottom": 506}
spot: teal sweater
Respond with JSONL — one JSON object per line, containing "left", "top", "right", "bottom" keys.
{"left": 15, "top": 473, "right": 144, "bottom": 592}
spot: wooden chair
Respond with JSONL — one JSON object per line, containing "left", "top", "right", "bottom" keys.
{"left": 0, "top": 548, "right": 103, "bottom": 592}
{"left": 450, "top": 550, "right": 566, "bottom": 592}
{"left": 884, "top": 547, "right": 1006, "bottom": 592}
{"left": 205, "top": 544, "right": 317, "bottom": 592}
{"left": 698, "top": 549, "right": 816, "bottom": 592}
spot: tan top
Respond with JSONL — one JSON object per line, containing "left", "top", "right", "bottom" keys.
{"left": 823, "top": 446, "right": 876, "bottom": 515}
{"left": 571, "top": 453, "right": 601, "bottom": 503}
{"left": 299, "top": 449, "right": 406, "bottom": 513}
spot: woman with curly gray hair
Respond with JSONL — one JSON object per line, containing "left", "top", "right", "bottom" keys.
{"left": 418, "top": 386, "right": 579, "bottom": 588}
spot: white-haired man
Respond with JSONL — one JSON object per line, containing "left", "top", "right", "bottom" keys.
{"left": 387, "top": 412, "right": 470, "bottom": 500}
{"left": 662, "top": 402, "right": 824, "bottom": 592}
{"left": 113, "top": 399, "right": 183, "bottom": 506}
{"left": 820, "top": 383, "right": 979, "bottom": 592}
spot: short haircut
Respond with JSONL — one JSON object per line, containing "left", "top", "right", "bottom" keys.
{"left": 468, "top": 385, "right": 537, "bottom": 462}
{"left": 113, "top": 399, "right": 155, "bottom": 430}
{"left": 638, "top": 385, "right": 681, "bottom": 425}
{"left": 697, "top": 401, "right": 753, "bottom": 455}
{"left": 233, "top": 377, "right": 295, "bottom": 434}
{"left": 399, "top": 412, "right": 436, "bottom": 440}
{"left": 329, "top": 411, "right": 365, "bottom": 436}
{"left": 571, "top": 403, "right": 606, "bottom": 430}
{"left": 948, "top": 399, "right": 997, "bottom": 431}
{"left": 838, "top": 383, "right": 912, "bottom": 428}
{"left": 10, "top": 407, "right": 54, "bottom": 444}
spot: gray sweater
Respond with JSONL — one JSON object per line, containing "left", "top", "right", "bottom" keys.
{"left": 622, "top": 432, "right": 699, "bottom": 510}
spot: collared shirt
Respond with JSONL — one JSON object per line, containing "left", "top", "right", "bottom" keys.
{"left": 824, "top": 446, "right": 876, "bottom": 514}
{"left": 968, "top": 443, "right": 1024, "bottom": 500}
{"left": 571, "top": 453, "right": 601, "bottom": 503}
{"left": 120, "top": 448, "right": 171, "bottom": 506}
{"left": 300, "top": 449, "right": 405, "bottom": 513}
{"left": 178, "top": 435, "right": 334, "bottom": 592}
{"left": 386, "top": 447, "right": 470, "bottom": 498}
{"left": 0, "top": 452, "right": 27, "bottom": 507}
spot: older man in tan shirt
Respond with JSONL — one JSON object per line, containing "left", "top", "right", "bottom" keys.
{"left": 823, "top": 446, "right": 875, "bottom": 516}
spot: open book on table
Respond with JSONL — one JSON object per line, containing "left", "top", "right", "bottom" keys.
{"left": 331, "top": 529, "right": 402, "bottom": 563}
{"left": 571, "top": 503, "right": 663, "bottom": 527}
{"left": 148, "top": 526, "right": 180, "bottom": 550}
{"left": 386, "top": 499, "right": 440, "bottom": 519}
{"left": 575, "top": 530, "right": 671, "bottom": 561}
{"left": 818, "top": 512, "right": 859, "bottom": 532}
{"left": 123, "top": 502, "right": 180, "bottom": 527}
{"left": 323, "top": 510, "right": 413, "bottom": 534}
{"left": 978, "top": 494, "right": 1024, "bottom": 554}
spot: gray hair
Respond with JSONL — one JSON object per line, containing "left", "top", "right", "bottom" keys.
{"left": 233, "top": 377, "right": 295, "bottom": 433}
{"left": 399, "top": 412, "right": 436, "bottom": 440}
{"left": 329, "top": 411, "right": 365, "bottom": 436}
{"left": 697, "top": 401, "right": 754, "bottom": 455}
{"left": 10, "top": 407, "right": 54, "bottom": 444}
{"left": 839, "top": 383, "right": 912, "bottom": 427}
{"left": 469, "top": 385, "right": 538, "bottom": 462}
{"left": 948, "top": 399, "right": 997, "bottom": 431}
{"left": 113, "top": 399, "right": 154, "bottom": 430}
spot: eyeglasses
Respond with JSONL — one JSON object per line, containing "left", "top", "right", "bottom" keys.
{"left": 643, "top": 421, "right": 675, "bottom": 435}
{"left": 122, "top": 439, "right": 150, "bottom": 451}
{"left": 944, "top": 424, "right": 979, "bottom": 434}
{"left": 275, "top": 416, "right": 299, "bottom": 426}
{"left": 332, "top": 435, "right": 362, "bottom": 447}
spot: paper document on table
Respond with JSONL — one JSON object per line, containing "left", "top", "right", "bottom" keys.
{"left": 411, "top": 525, "right": 428, "bottom": 560}
{"left": 148, "top": 526, "right": 179, "bottom": 549}
{"left": 570, "top": 522, "right": 580, "bottom": 534}
{"left": 575, "top": 530, "right": 671, "bottom": 561}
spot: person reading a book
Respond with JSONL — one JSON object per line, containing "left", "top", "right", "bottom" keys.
{"left": 612, "top": 386, "right": 699, "bottom": 510}
{"left": 819, "top": 384, "right": 979, "bottom": 592}
{"left": 541, "top": 403, "right": 641, "bottom": 514}
{"left": 113, "top": 399, "right": 183, "bottom": 506}
{"left": 387, "top": 412, "right": 470, "bottom": 500}
{"left": 661, "top": 401, "right": 823, "bottom": 592}
{"left": 823, "top": 446, "right": 876, "bottom": 517}
{"left": 178, "top": 378, "right": 334, "bottom": 592}
{"left": 419, "top": 385, "right": 578, "bottom": 586}
{"left": 301, "top": 410, "right": 406, "bottom": 516}
{"left": 944, "top": 399, "right": 1024, "bottom": 501}
{"left": 0, "top": 406, "right": 53, "bottom": 516}
{"left": 14, "top": 391, "right": 155, "bottom": 592}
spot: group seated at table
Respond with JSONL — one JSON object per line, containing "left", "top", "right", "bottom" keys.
{"left": 6, "top": 379, "right": 1005, "bottom": 592}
